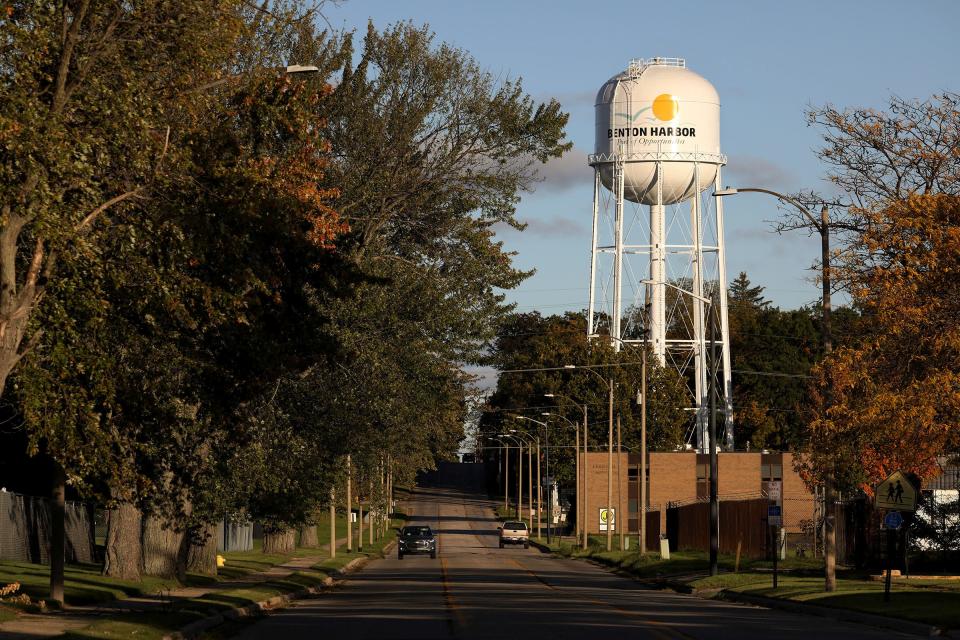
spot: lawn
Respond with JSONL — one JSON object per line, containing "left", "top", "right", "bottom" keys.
{"left": 0, "top": 560, "right": 181, "bottom": 607}
{"left": 719, "top": 576, "right": 960, "bottom": 630}
{"left": 59, "top": 519, "right": 399, "bottom": 640}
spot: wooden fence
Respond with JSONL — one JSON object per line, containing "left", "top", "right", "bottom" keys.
{"left": 666, "top": 498, "right": 771, "bottom": 558}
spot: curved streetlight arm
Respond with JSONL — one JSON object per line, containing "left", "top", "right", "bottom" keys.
{"left": 715, "top": 187, "right": 822, "bottom": 231}
{"left": 541, "top": 412, "right": 578, "bottom": 429}
{"left": 563, "top": 363, "right": 610, "bottom": 387}
{"left": 516, "top": 416, "right": 548, "bottom": 429}
{"left": 508, "top": 429, "right": 535, "bottom": 446}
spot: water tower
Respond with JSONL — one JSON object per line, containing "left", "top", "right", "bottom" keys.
{"left": 586, "top": 58, "right": 733, "bottom": 451}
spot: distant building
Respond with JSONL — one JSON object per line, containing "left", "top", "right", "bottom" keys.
{"left": 579, "top": 451, "right": 815, "bottom": 536}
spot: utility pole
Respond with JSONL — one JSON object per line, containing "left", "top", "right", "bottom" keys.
{"left": 536, "top": 438, "right": 542, "bottom": 540}
{"left": 546, "top": 423, "right": 552, "bottom": 543}
{"left": 346, "top": 453, "right": 352, "bottom": 553}
{"left": 617, "top": 414, "right": 624, "bottom": 552}
{"left": 819, "top": 204, "right": 837, "bottom": 593}
{"left": 640, "top": 346, "right": 647, "bottom": 554}
{"left": 528, "top": 438, "right": 533, "bottom": 532}
{"left": 709, "top": 291, "right": 719, "bottom": 577}
{"left": 517, "top": 439, "right": 523, "bottom": 520}
{"left": 583, "top": 411, "right": 589, "bottom": 550}
{"left": 329, "top": 488, "right": 336, "bottom": 559}
{"left": 575, "top": 410, "right": 581, "bottom": 546}
{"left": 358, "top": 491, "right": 364, "bottom": 553}
{"left": 505, "top": 443, "right": 510, "bottom": 516}
{"left": 607, "top": 376, "right": 614, "bottom": 551}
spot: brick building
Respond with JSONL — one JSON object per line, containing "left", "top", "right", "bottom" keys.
{"left": 579, "top": 451, "right": 815, "bottom": 536}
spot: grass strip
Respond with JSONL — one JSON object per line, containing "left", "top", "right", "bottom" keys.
{"left": 60, "top": 522, "right": 398, "bottom": 640}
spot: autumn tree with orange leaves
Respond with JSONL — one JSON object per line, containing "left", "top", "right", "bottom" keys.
{"left": 804, "top": 194, "right": 960, "bottom": 491}
{"left": 794, "top": 93, "right": 960, "bottom": 496}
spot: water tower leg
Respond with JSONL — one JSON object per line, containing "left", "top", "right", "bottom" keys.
{"left": 691, "top": 159, "right": 709, "bottom": 453}
{"left": 649, "top": 163, "right": 666, "bottom": 364}
{"left": 612, "top": 153, "right": 625, "bottom": 351}
{"left": 714, "top": 165, "right": 735, "bottom": 448}
{"left": 588, "top": 168, "right": 600, "bottom": 337}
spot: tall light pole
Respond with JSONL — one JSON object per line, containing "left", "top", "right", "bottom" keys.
{"left": 715, "top": 186, "right": 834, "bottom": 590}
{"left": 510, "top": 430, "right": 536, "bottom": 532}
{"left": 542, "top": 404, "right": 583, "bottom": 546}
{"left": 546, "top": 394, "right": 590, "bottom": 550}
{"left": 500, "top": 434, "right": 524, "bottom": 520}
{"left": 565, "top": 364, "right": 616, "bottom": 551}
{"left": 487, "top": 436, "right": 511, "bottom": 516}
{"left": 518, "top": 416, "right": 552, "bottom": 542}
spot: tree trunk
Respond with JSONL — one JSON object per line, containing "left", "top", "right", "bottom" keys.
{"left": 142, "top": 515, "right": 186, "bottom": 580}
{"left": 49, "top": 460, "right": 66, "bottom": 604}
{"left": 298, "top": 524, "right": 318, "bottom": 548}
{"left": 262, "top": 529, "right": 295, "bottom": 554}
{"left": 102, "top": 503, "right": 143, "bottom": 581}
{"left": 185, "top": 523, "right": 218, "bottom": 576}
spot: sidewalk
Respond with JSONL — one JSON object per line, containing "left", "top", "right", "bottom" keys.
{"left": 0, "top": 536, "right": 350, "bottom": 638}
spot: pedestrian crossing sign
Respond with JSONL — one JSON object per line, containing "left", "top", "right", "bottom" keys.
{"left": 875, "top": 470, "right": 918, "bottom": 512}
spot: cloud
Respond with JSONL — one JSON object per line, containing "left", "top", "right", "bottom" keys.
{"left": 534, "top": 146, "right": 593, "bottom": 193}
{"left": 543, "top": 89, "right": 596, "bottom": 109}
{"left": 493, "top": 215, "right": 587, "bottom": 239}
{"left": 724, "top": 155, "right": 793, "bottom": 191}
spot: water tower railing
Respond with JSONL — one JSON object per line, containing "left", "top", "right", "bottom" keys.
{"left": 588, "top": 150, "right": 727, "bottom": 166}
{"left": 627, "top": 57, "right": 686, "bottom": 76}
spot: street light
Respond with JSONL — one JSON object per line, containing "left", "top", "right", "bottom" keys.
{"left": 715, "top": 185, "right": 835, "bottom": 590}
{"left": 541, "top": 410, "right": 585, "bottom": 548}
{"left": 499, "top": 433, "right": 525, "bottom": 521}
{"left": 518, "top": 416, "right": 552, "bottom": 542}
{"left": 564, "top": 364, "right": 616, "bottom": 551}
{"left": 544, "top": 394, "right": 588, "bottom": 547}
{"left": 509, "top": 429, "right": 536, "bottom": 532}
{"left": 485, "top": 436, "right": 512, "bottom": 515}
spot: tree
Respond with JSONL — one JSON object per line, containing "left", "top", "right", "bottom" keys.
{"left": 803, "top": 195, "right": 960, "bottom": 490}
{"left": 481, "top": 312, "right": 689, "bottom": 498}
{"left": 11, "top": 2, "right": 348, "bottom": 582}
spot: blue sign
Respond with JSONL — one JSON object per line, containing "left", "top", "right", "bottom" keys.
{"left": 767, "top": 505, "right": 782, "bottom": 518}
{"left": 883, "top": 511, "right": 903, "bottom": 530}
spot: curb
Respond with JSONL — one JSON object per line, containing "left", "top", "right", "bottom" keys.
{"left": 713, "top": 589, "right": 949, "bottom": 638}
{"left": 527, "top": 539, "right": 553, "bottom": 554}
{"left": 161, "top": 541, "right": 396, "bottom": 640}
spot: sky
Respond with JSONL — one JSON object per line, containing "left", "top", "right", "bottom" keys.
{"left": 323, "top": 0, "right": 959, "bottom": 318}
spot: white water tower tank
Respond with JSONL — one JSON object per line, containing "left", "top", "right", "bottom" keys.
{"left": 594, "top": 58, "right": 720, "bottom": 204}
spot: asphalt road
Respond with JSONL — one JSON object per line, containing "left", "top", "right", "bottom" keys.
{"left": 233, "top": 481, "right": 914, "bottom": 640}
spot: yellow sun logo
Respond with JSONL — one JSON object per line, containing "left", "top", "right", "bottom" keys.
{"left": 652, "top": 94, "right": 679, "bottom": 121}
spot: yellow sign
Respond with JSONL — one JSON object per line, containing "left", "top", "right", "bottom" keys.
{"left": 875, "top": 471, "right": 918, "bottom": 511}
{"left": 599, "top": 508, "right": 616, "bottom": 531}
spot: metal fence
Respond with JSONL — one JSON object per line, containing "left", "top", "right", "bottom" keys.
{"left": 0, "top": 491, "right": 95, "bottom": 564}
{"left": 217, "top": 520, "right": 253, "bottom": 552}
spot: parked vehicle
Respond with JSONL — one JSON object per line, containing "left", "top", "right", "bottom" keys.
{"left": 498, "top": 521, "right": 529, "bottom": 548}
{"left": 398, "top": 525, "right": 437, "bottom": 559}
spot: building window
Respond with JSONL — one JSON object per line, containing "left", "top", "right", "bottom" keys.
{"left": 761, "top": 463, "right": 783, "bottom": 482}
{"left": 696, "top": 463, "right": 709, "bottom": 499}
{"left": 628, "top": 499, "right": 638, "bottom": 514}
{"left": 628, "top": 467, "right": 639, "bottom": 480}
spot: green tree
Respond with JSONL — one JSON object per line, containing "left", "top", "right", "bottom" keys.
{"left": 481, "top": 312, "right": 689, "bottom": 498}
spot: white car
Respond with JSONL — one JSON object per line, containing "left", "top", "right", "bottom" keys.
{"left": 498, "top": 521, "right": 529, "bottom": 549}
